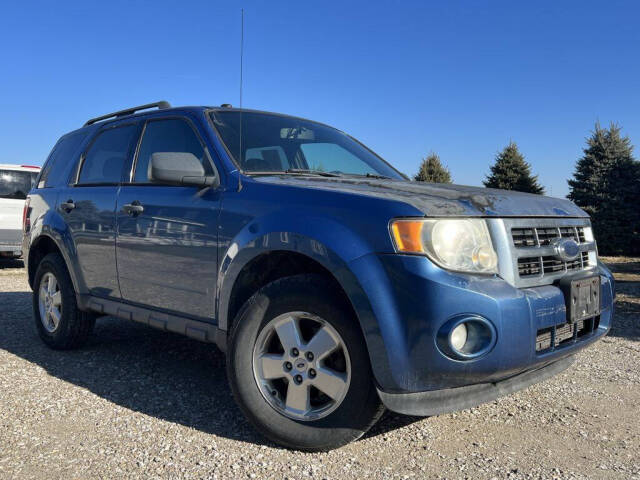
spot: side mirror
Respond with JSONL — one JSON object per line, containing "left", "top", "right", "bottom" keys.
{"left": 149, "top": 152, "right": 218, "bottom": 187}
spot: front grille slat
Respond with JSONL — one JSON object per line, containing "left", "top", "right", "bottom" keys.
{"left": 518, "top": 257, "right": 542, "bottom": 277}
{"left": 580, "top": 251, "right": 589, "bottom": 267}
{"left": 566, "top": 258, "right": 582, "bottom": 271}
{"left": 536, "top": 227, "right": 559, "bottom": 245}
{"left": 511, "top": 223, "right": 595, "bottom": 280}
{"left": 512, "top": 228, "right": 537, "bottom": 247}
{"left": 559, "top": 226, "right": 578, "bottom": 240}
{"left": 542, "top": 256, "right": 564, "bottom": 274}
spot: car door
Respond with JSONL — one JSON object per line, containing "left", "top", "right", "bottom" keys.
{"left": 62, "top": 123, "right": 139, "bottom": 298}
{"left": 115, "top": 116, "right": 221, "bottom": 320}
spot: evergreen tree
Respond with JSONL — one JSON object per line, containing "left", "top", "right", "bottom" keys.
{"left": 483, "top": 142, "right": 545, "bottom": 194}
{"left": 568, "top": 123, "right": 640, "bottom": 255}
{"left": 414, "top": 153, "right": 452, "bottom": 183}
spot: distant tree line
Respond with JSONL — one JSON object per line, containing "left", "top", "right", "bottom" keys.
{"left": 412, "top": 123, "right": 640, "bottom": 255}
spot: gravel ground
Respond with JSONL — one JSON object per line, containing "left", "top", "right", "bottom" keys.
{"left": 0, "top": 257, "right": 638, "bottom": 479}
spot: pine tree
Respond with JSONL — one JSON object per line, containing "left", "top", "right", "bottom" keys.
{"left": 483, "top": 142, "right": 545, "bottom": 194}
{"left": 568, "top": 123, "right": 640, "bottom": 255}
{"left": 414, "top": 153, "right": 452, "bottom": 183}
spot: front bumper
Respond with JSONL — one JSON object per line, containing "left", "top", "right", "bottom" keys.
{"left": 348, "top": 253, "right": 615, "bottom": 399}
{"left": 377, "top": 355, "right": 574, "bottom": 416}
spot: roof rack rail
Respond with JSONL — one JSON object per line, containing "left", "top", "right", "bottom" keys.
{"left": 83, "top": 101, "right": 171, "bottom": 126}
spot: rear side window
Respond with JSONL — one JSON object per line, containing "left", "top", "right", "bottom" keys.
{"left": 133, "top": 118, "right": 210, "bottom": 183}
{"left": 38, "top": 131, "right": 87, "bottom": 188}
{"left": 77, "top": 125, "right": 137, "bottom": 185}
{"left": 0, "top": 170, "right": 37, "bottom": 200}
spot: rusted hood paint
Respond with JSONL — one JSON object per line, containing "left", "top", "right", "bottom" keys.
{"left": 254, "top": 176, "right": 588, "bottom": 218}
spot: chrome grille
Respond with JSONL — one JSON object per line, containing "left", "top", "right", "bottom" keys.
{"left": 518, "top": 251, "right": 589, "bottom": 278}
{"left": 489, "top": 218, "right": 597, "bottom": 288}
{"left": 510, "top": 226, "right": 586, "bottom": 248}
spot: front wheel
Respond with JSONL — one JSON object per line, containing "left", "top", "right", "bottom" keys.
{"left": 227, "top": 274, "right": 384, "bottom": 451}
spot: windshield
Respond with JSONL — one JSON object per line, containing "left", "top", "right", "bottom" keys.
{"left": 0, "top": 170, "right": 37, "bottom": 200}
{"left": 210, "top": 110, "right": 404, "bottom": 179}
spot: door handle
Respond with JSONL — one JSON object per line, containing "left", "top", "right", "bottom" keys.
{"left": 59, "top": 200, "right": 75, "bottom": 212}
{"left": 123, "top": 201, "right": 144, "bottom": 216}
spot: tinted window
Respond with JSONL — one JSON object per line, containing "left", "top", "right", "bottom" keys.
{"left": 210, "top": 111, "right": 403, "bottom": 179}
{"left": 0, "top": 170, "right": 38, "bottom": 200}
{"left": 134, "top": 118, "right": 210, "bottom": 183}
{"left": 78, "top": 125, "right": 137, "bottom": 185}
{"left": 39, "top": 131, "right": 87, "bottom": 188}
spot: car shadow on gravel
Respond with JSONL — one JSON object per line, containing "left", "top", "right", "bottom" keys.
{"left": 0, "top": 290, "right": 419, "bottom": 447}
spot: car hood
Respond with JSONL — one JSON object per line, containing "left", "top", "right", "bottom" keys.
{"left": 253, "top": 176, "right": 588, "bottom": 217}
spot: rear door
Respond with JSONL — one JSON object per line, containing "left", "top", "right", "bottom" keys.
{"left": 62, "top": 123, "right": 139, "bottom": 298}
{"left": 116, "top": 116, "right": 220, "bottom": 320}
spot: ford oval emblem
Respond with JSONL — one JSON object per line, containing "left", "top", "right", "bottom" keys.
{"left": 555, "top": 238, "right": 580, "bottom": 261}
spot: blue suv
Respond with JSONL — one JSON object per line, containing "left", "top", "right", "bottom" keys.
{"left": 23, "top": 101, "right": 615, "bottom": 450}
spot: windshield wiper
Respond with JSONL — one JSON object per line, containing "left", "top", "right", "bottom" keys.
{"left": 338, "top": 172, "right": 391, "bottom": 180}
{"left": 365, "top": 172, "right": 391, "bottom": 179}
{"left": 284, "top": 169, "right": 342, "bottom": 177}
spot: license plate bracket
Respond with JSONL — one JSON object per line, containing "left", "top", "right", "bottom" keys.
{"left": 559, "top": 274, "right": 601, "bottom": 323}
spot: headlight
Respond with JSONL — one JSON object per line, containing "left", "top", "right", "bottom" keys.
{"left": 390, "top": 218, "right": 498, "bottom": 273}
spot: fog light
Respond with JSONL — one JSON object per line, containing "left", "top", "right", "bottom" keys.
{"left": 436, "top": 315, "right": 497, "bottom": 361}
{"left": 450, "top": 323, "right": 468, "bottom": 351}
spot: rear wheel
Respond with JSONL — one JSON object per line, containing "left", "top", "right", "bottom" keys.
{"left": 33, "top": 253, "right": 95, "bottom": 349}
{"left": 227, "top": 274, "right": 384, "bottom": 451}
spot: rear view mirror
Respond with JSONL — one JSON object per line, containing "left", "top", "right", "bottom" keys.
{"left": 150, "top": 152, "right": 218, "bottom": 187}
{"left": 280, "top": 127, "right": 315, "bottom": 140}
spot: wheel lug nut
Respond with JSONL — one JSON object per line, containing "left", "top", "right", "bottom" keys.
{"left": 295, "top": 375, "right": 303, "bottom": 384}
{"left": 291, "top": 348, "right": 299, "bottom": 357}
{"left": 309, "top": 369, "right": 316, "bottom": 378}
{"left": 306, "top": 352, "right": 314, "bottom": 361}
{"left": 284, "top": 362, "right": 292, "bottom": 371}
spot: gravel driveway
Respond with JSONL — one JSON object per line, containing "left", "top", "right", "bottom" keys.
{"left": 1, "top": 257, "right": 638, "bottom": 479}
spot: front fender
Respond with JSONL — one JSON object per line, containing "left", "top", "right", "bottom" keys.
{"left": 216, "top": 215, "right": 402, "bottom": 389}
{"left": 216, "top": 213, "right": 372, "bottom": 331}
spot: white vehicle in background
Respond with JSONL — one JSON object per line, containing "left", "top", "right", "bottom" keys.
{"left": 0, "top": 164, "right": 40, "bottom": 259}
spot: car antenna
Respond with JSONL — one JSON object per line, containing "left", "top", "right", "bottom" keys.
{"left": 237, "top": 8, "right": 244, "bottom": 191}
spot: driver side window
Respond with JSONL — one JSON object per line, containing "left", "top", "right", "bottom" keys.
{"left": 133, "top": 118, "right": 211, "bottom": 183}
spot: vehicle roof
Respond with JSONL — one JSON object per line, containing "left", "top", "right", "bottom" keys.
{"left": 73, "top": 105, "right": 336, "bottom": 135}
{"left": 64, "top": 103, "right": 405, "bottom": 179}
{"left": 0, "top": 164, "right": 41, "bottom": 172}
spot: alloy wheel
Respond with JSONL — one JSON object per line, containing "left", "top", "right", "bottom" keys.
{"left": 252, "top": 312, "right": 352, "bottom": 421}
{"left": 38, "top": 272, "right": 62, "bottom": 333}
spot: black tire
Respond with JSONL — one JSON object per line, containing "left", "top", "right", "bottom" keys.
{"left": 33, "top": 252, "right": 95, "bottom": 350}
{"left": 227, "top": 274, "right": 384, "bottom": 451}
